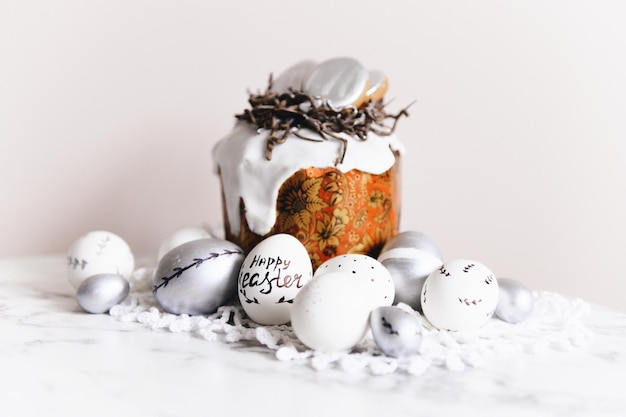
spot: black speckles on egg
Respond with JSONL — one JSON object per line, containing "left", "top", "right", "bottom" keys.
{"left": 312, "top": 254, "right": 394, "bottom": 308}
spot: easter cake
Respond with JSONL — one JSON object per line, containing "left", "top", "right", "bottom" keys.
{"left": 212, "top": 57, "right": 409, "bottom": 270}
{"left": 63, "top": 57, "right": 588, "bottom": 374}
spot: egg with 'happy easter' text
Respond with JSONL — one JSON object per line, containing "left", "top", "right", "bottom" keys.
{"left": 291, "top": 271, "right": 371, "bottom": 352}
{"left": 238, "top": 234, "right": 313, "bottom": 325}
{"left": 421, "top": 259, "right": 499, "bottom": 331}
{"left": 314, "top": 254, "right": 394, "bottom": 309}
{"left": 66, "top": 230, "right": 135, "bottom": 290}
{"left": 152, "top": 238, "right": 244, "bottom": 316}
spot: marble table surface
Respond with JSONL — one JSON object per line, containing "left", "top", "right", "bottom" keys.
{"left": 1, "top": 255, "right": 625, "bottom": 417}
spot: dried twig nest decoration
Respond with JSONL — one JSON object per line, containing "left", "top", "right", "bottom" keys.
{"left": 235, "top": 57, "right": 412, "bottom": 163}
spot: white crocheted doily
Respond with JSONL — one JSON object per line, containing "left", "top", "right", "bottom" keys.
{"left": 109, "top": 266, "right": 592, "bottom": 376}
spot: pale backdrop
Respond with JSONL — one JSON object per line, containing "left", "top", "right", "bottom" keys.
{"left": 1, "top": 0, "right": 625, "bottom": 311}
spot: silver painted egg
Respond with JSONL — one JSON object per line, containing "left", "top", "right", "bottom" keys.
{"left": 378, "top": 231, "right": 443, "bottom": 310}
{"left": 495, "top": 278, "right": 535, "bottom": 323}
{"left": 152, "top": 238, "right": 244, "bottom": 315}
{"left": 76, "top": 273, "right": 130, "bottom": 314}
{"left": 370, "top": 306, "right": 422, "bottom": 358}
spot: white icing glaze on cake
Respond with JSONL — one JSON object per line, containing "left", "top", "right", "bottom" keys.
{"left": 212, "top": 122, "right": 404, "bottom": 236}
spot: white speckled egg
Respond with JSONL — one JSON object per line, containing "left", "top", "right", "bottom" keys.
{"left": 291, "top": 271, "right": 370, "bottom": 352}
{"left": 370, "top": 306, "right": 422, "bottom": 358}
{"left": 421, "top": 259, "right": 499, "bottom": 331}
{"left": 157, "top": 226, "right": 213, "bottom": 260}
{"left": 314, "top": 254, "right": 394, "bottom": 309}
{"left": 495, "top": 278, "right": 535, "bottom": 323}
{"left": 238, "top": 234, "right": 313, "bottom": 325}
{"left": 66, "top": 231, "right": 135, "bottom": 290}
{"left": 76, "top": 273, "right": 130, "bottom": 314}
{"left": 378, "top": 231, "right": 443, "bottom": 310}
{"left": 152, "top": 238, "right": 244, "bottom": 315}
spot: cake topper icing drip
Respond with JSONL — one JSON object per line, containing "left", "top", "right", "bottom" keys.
{"left": 236, "top": 77, "right": 411, "bottom": 164}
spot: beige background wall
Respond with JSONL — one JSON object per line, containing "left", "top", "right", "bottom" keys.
{"left": 1, "top": 1, "right": 625, "bottom": 311}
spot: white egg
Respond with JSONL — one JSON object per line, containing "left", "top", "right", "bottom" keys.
{"left": 421, "top": 259, "right": 499, "bottom": 331}
{"left": 66, "top": 230, "right": 135, "bottom": 290}
{"left": 238, "top": 234, "right": 313, "bottom": 325}
{"left": 314, "top": 254, "right": 394, "bottom": 309}
{"left": 153, "top": 238, "right": 244, "bottom": 315}
{"left": 291, "top": 271, "right": 371, "bottom": 352}
{"left": 157, "top": 226, "right": 212, "bottom": 260}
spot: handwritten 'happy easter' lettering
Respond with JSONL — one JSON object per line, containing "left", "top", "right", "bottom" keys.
{"left": 240, "top": 255, "right": 302, "bottom": 295}
{"left": 248, "top": 254, "right": 291, "bottom": 271}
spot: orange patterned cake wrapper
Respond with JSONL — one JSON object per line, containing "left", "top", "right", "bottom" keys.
{"left": 222, "top": 159, "right": 401, "bottom": 270}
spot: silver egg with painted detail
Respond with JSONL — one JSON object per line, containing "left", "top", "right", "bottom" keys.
{"left": 76, "top": 273, "right": 130, "bottom": 314}
{"left": 495, "top": 278, "right": 535, "bottom": 323}
{"left": 370, "top": 306, "right": 422, "bottom": 358}
{"left": 378, "top": 231, "right": 443, "bottom": 310}
{"left": 152, "top": 238, "right": 245, "bottom": 316}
